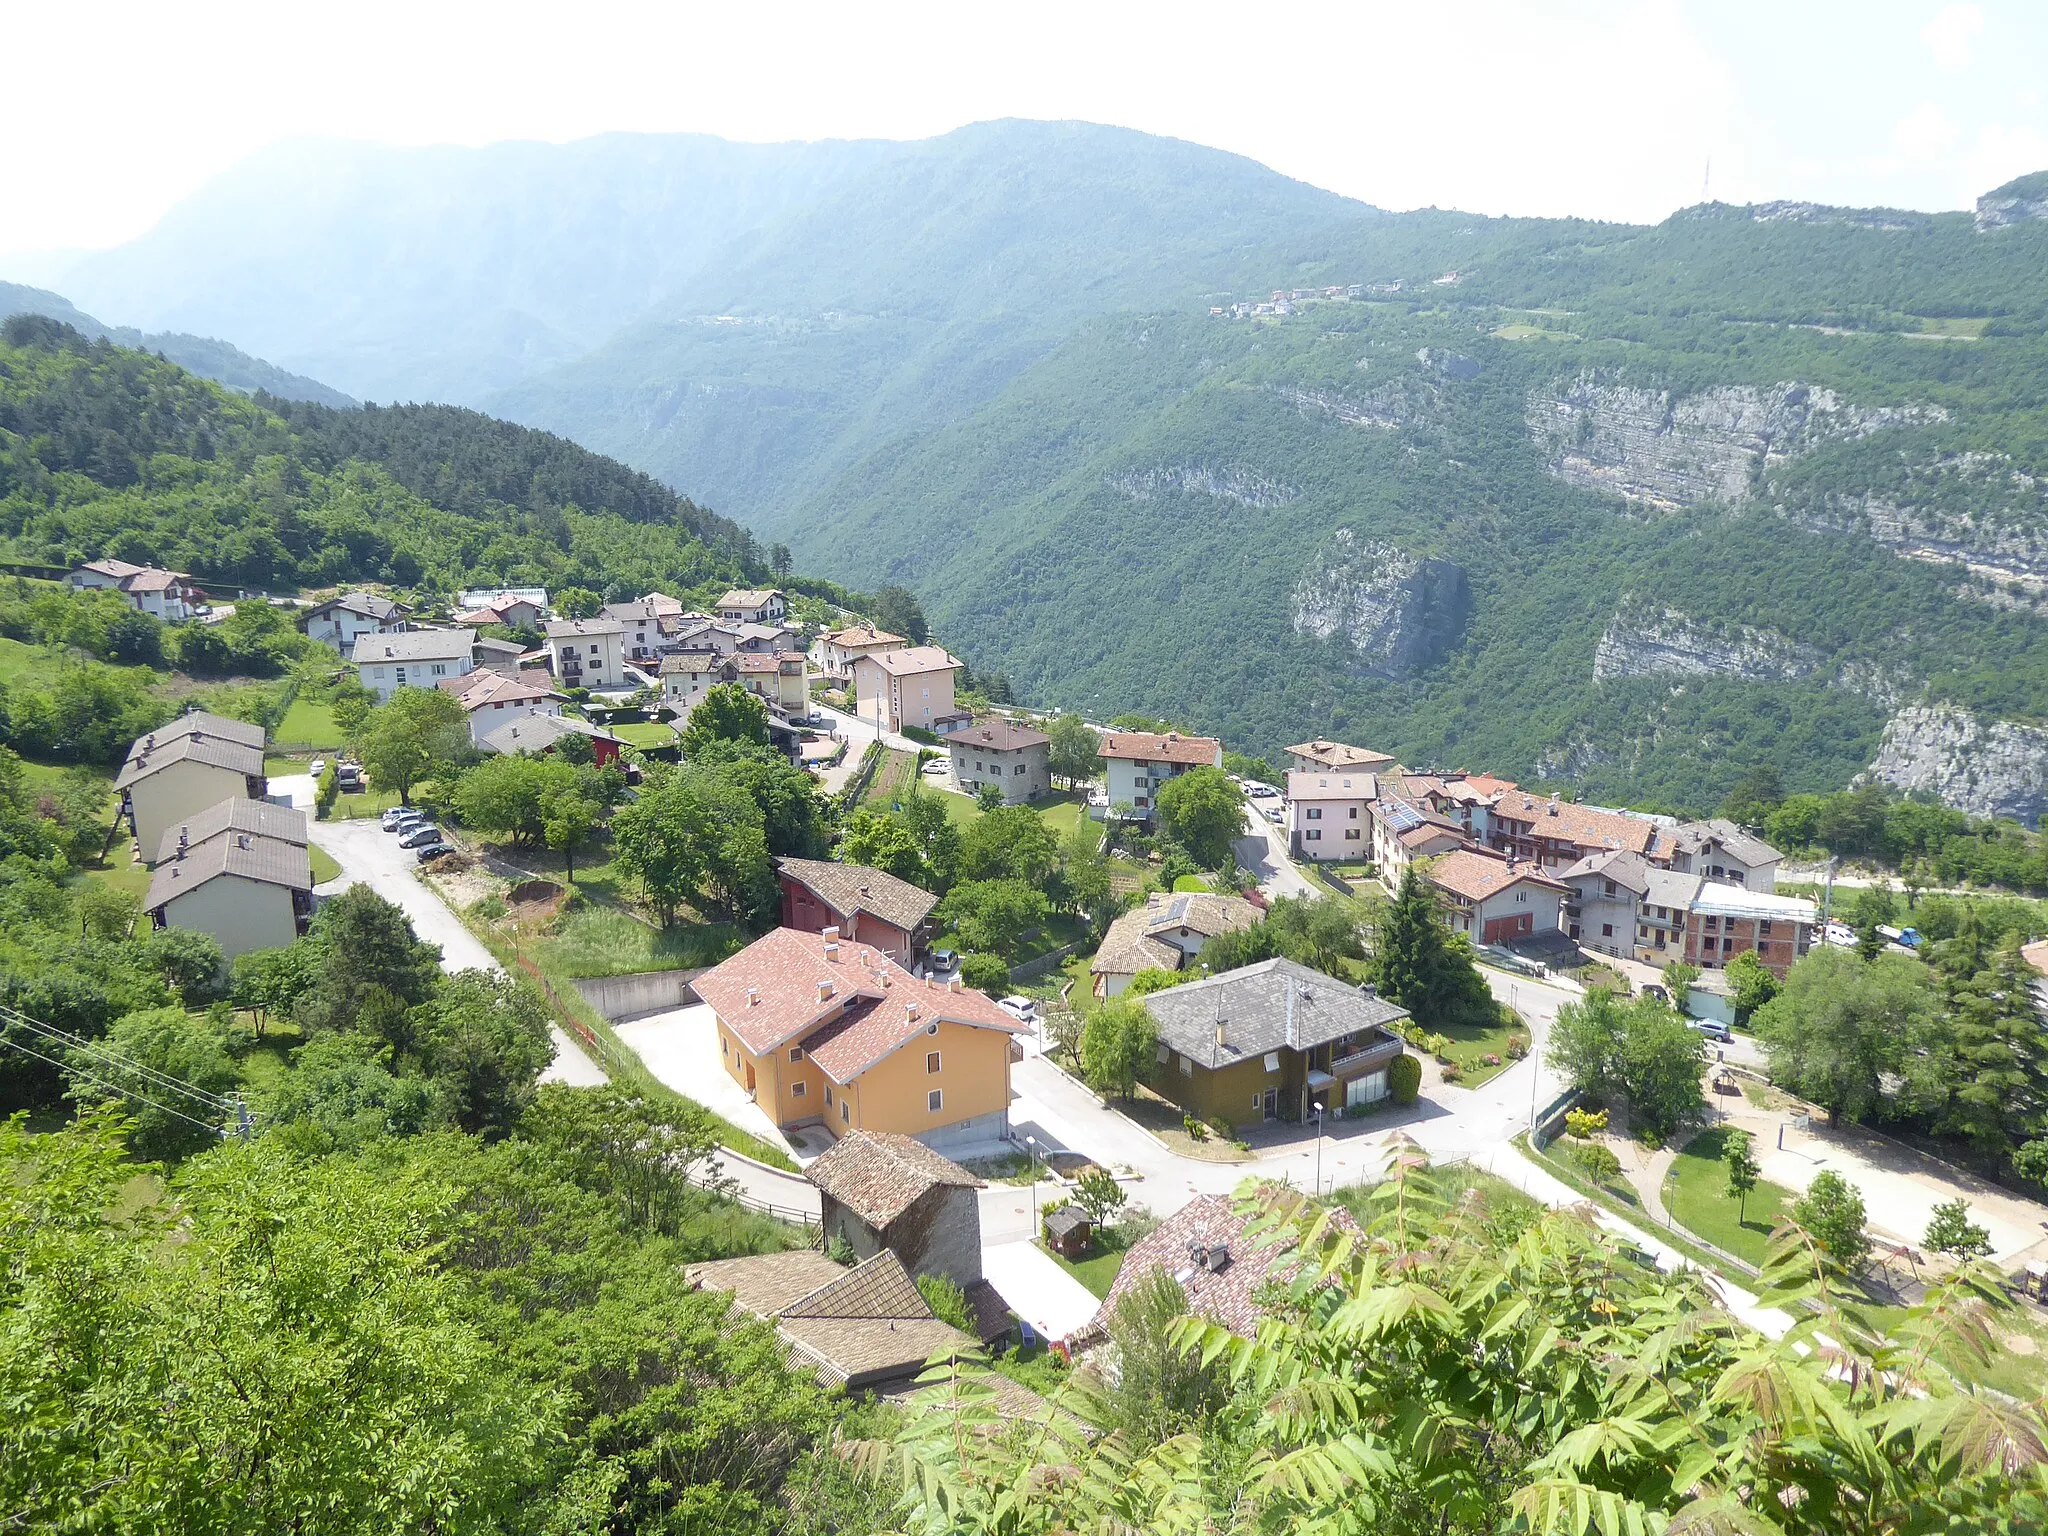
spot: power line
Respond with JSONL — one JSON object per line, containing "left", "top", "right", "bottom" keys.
{"left": 0, "top": 1032, "right": 228, "bottom": 1136}
{"left": 0, "top": 1007, "right": 239, "bottom": 1114}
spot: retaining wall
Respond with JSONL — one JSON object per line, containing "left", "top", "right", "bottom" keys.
{"left": 570, "top": 968, "right": 704, "bottom": 1021}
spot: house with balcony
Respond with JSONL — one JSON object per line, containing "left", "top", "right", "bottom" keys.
{"left": 355, "top": 628, "right": 477, "bottom": 701}
{"left": 1098, "top": 730, "right": 1223, "bottom": 823}
{"left": 302, "top": 591, "right": 410, "bottom": 655}
{"left": 1666, "top": 818, "right": 1782, "bottom": 891}
{"left": 68, "top": 558, "right": 203, "bottom": 621}
{"left": 1141, "top": 958, "right": 1410, "bottom": 1124}
{"left": 544, "top": 618, "right": 628, "bottom": 692}
{"left": 1422, "top": 848, "right": 1568, "bottom": 948}
{"left": 948, "top": 718, "right": 1050, "bottom": 805}
{"left": 1285, "top": 769, "right": 1375, "bottom": 861}
{"left": 453, "top": 592, "right": 549, "bottom": 630}
{"left": 715, "top": 588, "right": 788, "bottom": 625}
{"left": 1635, "top": 869, "right": 1704, "bottom": 962}
{"left": 852, "top": 646, "right": 962, "bottom": 735}
{"left": 1368, "top": 794, "right": 1470, "bottom": 887}
{"left": 1485, "top": 790, "right": 1663, "bottom": 870}
{"left": 600, "top": 593, "right": 687, "bottom": 662}
{"left": 812, "top": 623, "right": 908, "bottom": 684}
{"left": 439, "top": 667, "right": 562, "bottom": 745}
{"left": 1558, "top": 849, "right": 1652, "bottom": 959}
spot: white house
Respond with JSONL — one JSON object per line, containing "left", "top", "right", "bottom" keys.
{"left": 600, "top": 594, "right": 687, "bottom": 662}
{"left": 811, "top": 623, "right": 907, "bottom": 683}
{"left": 68, "top": 559, "right": 202, "bottom": 621}
{"left": 354, "top": 628, "right": 477, "bottom": 701}
{"left": 439, "top": 669, "right": 562, "bottom": 746}
{"left": 144, "top": 808, "right": 314, "bottom": 963}
{"left": 715, "top": 588, "right": 787, "bottom": 625}
{"left": 948, "top": 718, "right": 1051, "bottom": 805}
{"left": 544, "top": 618, "right": 629, "bottom": 692}
{"left": 1423, "top": 848, "right": 1568, "bottom": 947}
{"left": 1097, "top": 730, "right": 1223, "bottom": 823}
{"left": 303, "top": 591, "right": 409, "bottom": 656}
{"left": 116, "top": 713, "right": 270, "bottom": 859}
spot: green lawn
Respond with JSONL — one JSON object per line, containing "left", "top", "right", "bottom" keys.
{"left": 862, "top": 748, "right": 922, "bottom": 809}
{"left": 325, "top": 787, "right": 405, "bottom": 820}
{"left": 935, "top": 788, "right": 982, "bottom": 827}
{"left": 1172, "top": 875, "right": 1213, "bottom": 892}
{"left": 610, "top": 720, "right": 679, "bottom": 749}
{"left": 0, "top": 634, "right": 75, "bottom": 688}
{"left": 1041, "top": 1239, "right": 1125, "bottom": 1300}
{"left": 1033, "top": 791, "right": 1089, "bottom": 837}
{"left": 534, "top": 905, "right": 746, "bottom": 978}
{"left": 308, "top": 843, "right": 342, "bottom": 885}
{"left": 1663, "top": 1128, "right": 1795, "bottom": 1267}
{"left": 273, "top": 698, "right": 345, "bottom": 749}
{"left": 1430, "top": 1009, "right": 1525, "bottom": 1088}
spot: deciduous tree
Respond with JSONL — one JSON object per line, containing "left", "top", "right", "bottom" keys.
{"left": 1154, "top": 765, "right": 1244, "bottom": 870}
{"left": 355, "top": 685, "right": 467, "bottom": 806}
{"left": 1753, "top": 946, "right": 1937, "bottom": 1125}
{"left": 679, "top": 681, "right": 771, "bottom": 757}
{"left": 1080, "top": 995, "right": 1155, "bottom": 1102}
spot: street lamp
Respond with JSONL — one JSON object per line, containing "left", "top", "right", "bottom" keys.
{"left": 1311, "top": 1100, "right": 1325, "bottom": 1197}
{"left": 1026, "top": 1135, "right": 1039, "bottom": 1233}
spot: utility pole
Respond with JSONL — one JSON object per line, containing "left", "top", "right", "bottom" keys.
{"left": 1026, "top": 1135, "right": 1039, "bottom": 1234}
{"left": 1311, "top": 1101, "right": 1325, "bottom": 1196}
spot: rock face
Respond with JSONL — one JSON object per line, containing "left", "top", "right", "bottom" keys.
{"left": 1976, "top": 171, "right": 2048, "bottom": 232}
{"left": 1593, "top": 605, "right": 1822, "bottom": 682}
{"left": 1106, "top": 464, "right": 1296, "bottom": 508}
{"left": 1291, "top": 531, "right": 1469, "bottom": 679}
{"left": 1773, "top": 451, "right": 2048, "bottom": 588}
{"left": 1869, "top": 704, "right": 2048, "bottom": 826}
{"left": 1528, "top": 373, "right": 1942, "bottom": 510}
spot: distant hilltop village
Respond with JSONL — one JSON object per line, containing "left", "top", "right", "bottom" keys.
{"left": 1210, "top": 274, "right": 1462, "bottom": 318}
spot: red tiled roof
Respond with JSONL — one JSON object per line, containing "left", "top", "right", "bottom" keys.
{"left": 440, "top": 669, "right": 555, "bottom": 709}
{"left": 1424, "top": 848, "right": 1568, "bottom": 902}
{"left": 1285, "top": 739, "right": 1395, "bottom": 771}
{"left": 696, "top": 926, "right": 1024, "bottom": 1059}
{"left": 1099, "top": 730, "right": 1221, "bottom": 767}
{"left": 804, "top": 1130, "right": 980, "bottom": 1228}
{"left": 1488, "top": 793, "right": 1658, "bottom": 856}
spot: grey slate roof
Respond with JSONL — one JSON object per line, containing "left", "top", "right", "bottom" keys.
{"left": 1644, "top": 868, "right": 1705, "bottom": 913}
{"left": 1142, "top": 958, "right": 1409, "bottom": 1069}
{"left": 1673, "top": 817, "right": 1780, "bottom": 868}
{"left": 124, "top": 709, "right": 266, "bottom": 762}
{"left": 356, "top": 627, "right": 474, "bottom": 664}
{"left": 774, "top": 857, "right": 941, "bottom": 935}
{"left": 480, "top": 714, "right": 623, "bottom": 756}
{"left": 154, "top": 798, "right": 308, "bottom": 866}
{"left": 311, "top": 591, "right": 405, "bottom": 622}
{"left": 144, "top": 827, "right": 312, "bottom": 911}
{"left": 1558, "top": 848, "right": 1653, "bottom": 896}
{"left": 116, "top": 731, "right": 266, "bottom": 791}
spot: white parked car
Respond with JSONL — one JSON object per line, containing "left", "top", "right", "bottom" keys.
{"left": 920, "top": 759, "right": 949, "bottom": 776}
{"left": 308, "top": 758, "right": 327, "bottom": 780}
{"left": 1262, "top": 803, "right": 1285, "bottom": 824}
{"left": 996, "top": 996, "right": 1037, "bottom": 1024}
{"left": 1247, "top": 783, "right": 1278, "bottom": 799}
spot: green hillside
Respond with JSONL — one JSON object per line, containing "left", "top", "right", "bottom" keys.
{"left": 0, "top": 315, "right": 803, "bottom": 602}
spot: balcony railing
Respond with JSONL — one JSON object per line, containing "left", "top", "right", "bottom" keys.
{"left": 1330, "top": 1038, "right": 1403, "bottom": 1076}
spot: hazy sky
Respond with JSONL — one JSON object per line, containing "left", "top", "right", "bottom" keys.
{"left": 5, "top": 0, "right": 2045, "bottom": 274}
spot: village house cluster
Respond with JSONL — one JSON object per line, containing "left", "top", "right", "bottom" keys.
{"left": 1279, "top": 737, "right": 1814, "bottom": 978}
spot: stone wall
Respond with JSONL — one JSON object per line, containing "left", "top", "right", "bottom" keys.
{"left": 570, "top": 968, "right": 704, "bottom": 1021}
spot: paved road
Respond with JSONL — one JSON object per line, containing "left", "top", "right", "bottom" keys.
{"left": 1232, "top": 806, "right": 1317, "bottom": 902}
{"left": 295, "top": 791, "right": 606, "bottom": 1087}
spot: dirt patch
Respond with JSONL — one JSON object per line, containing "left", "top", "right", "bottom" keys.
{"left": 509, "top": 878, "right": 564, "bottom": 906}
{"left": 2006, "top": 1332, "right": 2039, "bottom": 1356}
{"left": 429, "top": 861, "right": 506, "bottom": 911}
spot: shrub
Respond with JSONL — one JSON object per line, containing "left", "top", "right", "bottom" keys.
{"left": 1564, "top": 1107, "right": 1610, "bottom": 1140}
{"left": 1440, "top": 1062, "right": 1463, "bottom": 1082}
{"left": 1182, "top": 1114, "right": 1209, "bottom": 1142}
{"left": 1072, "top": 1166, "right": 1128, "bottom": 1224}
{"left": 1505, "top": 1035, "right": 1529, "bottom": 1059}
{"left": 468, "top": 895, "right": 508, "bottom": 921}
{"left": 1388, "top": 1053, "right": 1422, "bottom": 1105}
{"left": 903, "top": 725, "right": 940, "bottom": 745}
{"left": 826, "top": 1233, "right": 855, "bottom": 1265}
{"left": 916, "top": 1272, "right": 972, "bottom": 1331}
{"left": 1570, "top": 1142, "right": 1623, "bottom": 1182}
{"left": 960, "top": 951, "right": 1010, "bottom": 992}
{"left": 315, "top": 763, "right": 340, "bottom": 819}
{"left": 1207, "top": 1116, "right": 1234, "bottom": 1140}
{"left": 1483, "top": 1052, "right": 1502, "bottom": 1067}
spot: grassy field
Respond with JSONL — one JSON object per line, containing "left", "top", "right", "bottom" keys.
{"left": 1492, "top": 322, "right": 1579, "bottom": 341}
{"left": 1432, "top": 1008, "right": 1526, "bottom": 1088}
{"left": 273, "top": 698, "right": 345, "bottom": 749}
{"left": 1663, "top": 1127, "right": 1796, "bottom": 1268}
{"left": 325, "top": 787, "right": 405, "bottom": 820}
{"left": 862, "top": 748, "right": 922, "bottom": 809}
{"left": 1171, "top": 875, "right": 1213, "bottom": 892}
{"left": 307, "top": 844, "right": 342, "bottom": 885}
{"left": 610, "top": 720, "right": 679, "bottom": 749}
{"left": 1042, "top": 1238, "right": 1126, "bottom": 1300}
{"left": 534, "top": 905, "right": 745, "bottom": 978}
{"left": 0, "top": 634, "right": 76, "bottom": 688}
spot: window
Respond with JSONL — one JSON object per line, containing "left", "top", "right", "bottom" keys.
{"left": 1014, "top": 764, "right": 1025, "bottom": 775}
{"left": 1345, "top": 829, "right": 1361, "bottom": 840}
{"left": 588, "top": 644, "right": 598, "bottom": 656}
{"left": 719, "top": 1035, "right": 727, "bottom": 1057}
{"left": 1601, "top": 923, "right": 1613, "bottom": 937}
{"left": 1179, "top": 1053, "right": 1193, "bottom": 1075}
{"left": 1135, "top": 796, "right": 1148, "bottom": 809}
{"left": 1305, "top": 829, "right": 1321, "bottom": 841}
{"left": 1348, "top": 806, "right": 1359, "bottom": 818}
{"left": 1306, "top": 807, "right": 1322, "bottom": 820}
{"left": 841, "top": 1100, "right": 850, "bottom": 1122}
{"left": 1603, "top": 880, "right": 1615, "bottom": 897}
{"left": 926, "top": 1051, "right": 941, "bottom": 1074}
{"left": 790, "top": 1081, "right": 806, "bottom": 1098}
{"left": 927, "top": 1089, "right": 943, "bottom": 1113}
{"left": 432, "top": 663, "right": 446, "bottom": 676}
{"left": 823, "top": 1085, "right": 832, "bottom": 1104}
{"left": 788, "top": 1046, "right": 804, "bottom": 1062}
{"left": 1759, "top": 920, "right": 1774, "bottom": 936}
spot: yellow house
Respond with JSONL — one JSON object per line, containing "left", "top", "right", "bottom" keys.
{"left": 116, "top": 712, "right": 269, "bottom": 858}
{"left": 852, "top": 645, "right": 961, "bottom": 735}
{"left": 693, "top": 925, "right": 1026, "bottom": 1151}
{"left": 143, "top": 802, "right": 313, "bottom": 961}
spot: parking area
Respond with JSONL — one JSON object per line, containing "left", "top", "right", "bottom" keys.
{"left": 613, "top": 1001, "right": 796, "bottom": 1157}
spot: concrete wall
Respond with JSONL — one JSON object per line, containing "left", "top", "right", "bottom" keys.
{"left": 130, "top": 764, "right": 252, "bottom": 859}
{"left": 161, "top": 876, "right": 300, "bottom": 961}
{"left": 570, "top": 968, "right": 702, "bottom": 1021}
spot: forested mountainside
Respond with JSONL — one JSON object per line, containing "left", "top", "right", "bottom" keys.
{"left": 0, "top": 281, "right": 354, "bottom": 408}
{"left": 0, "top": 317, "right": 789, "bottom": 599}
{"left": 47, "top": 123, "right": 2048, "bottom": 814}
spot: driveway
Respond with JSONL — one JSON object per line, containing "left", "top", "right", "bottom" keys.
{"left": 982, "top": 1239, "right": 1103, "bottom": 1344}
{"left": 614, "top": 1002, "right": 797, "bottom": 1158}
{"left": 303, "top": 807, "right": 606, "bottom": 1087}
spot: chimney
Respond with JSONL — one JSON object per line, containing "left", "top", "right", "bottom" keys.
{"left": 822, "top": 924, "right": 840, "bottom": 942}
{"left": 1214, "top": 1020, "right": 1225, "bottom": 1049}
{"left": 818, "top": 979, "right": 835, "bottom": 1002}
{"left": 948, "top": 977, "right": 962, "bottom": 993}
{"left": 176, "top": 827, "right": 189, "bottom": 858}
{"left": 906, "top": 1000, "right": 920, "bottom": 1022}
{"left": 857, "top": 884, "right": 870, "bottom": 899}
{"left": 1358, "top": 981, "right": 1377, "bottom": 1000}
{"left": 824, "top": 940, "right": 840, "bottom": 961}
{"left": 1548, "top": 792, "right": 1560, "bottom": 817}
{"left": 745, "top": 986, "right": 760, "bottom": 1007}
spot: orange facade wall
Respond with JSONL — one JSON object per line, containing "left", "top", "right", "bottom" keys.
{"left": 715, "top": 1013, "right": 1011, "bottom": 1137}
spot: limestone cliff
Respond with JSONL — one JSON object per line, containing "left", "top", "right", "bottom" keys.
{"left": 1593, "top": 605, "right": 1822, "bottom": 682}
{"left": 1771, "top": 451, "right": 2048, "bottom": 588}
{"left": 1528, "top": 373, "right": 1943, "bottom": 510}
{"left": 1106, "top": 463, "right": 1297, "bottom": 508}
{"left": 1291, "top": 530, "right": 1468, "bottom": 679}
{"left": 1869, "top": 703, "right": 2048, "bottom": 826}
{"left": 1976, "top": 171, "right": 2048, "bottom": 232}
